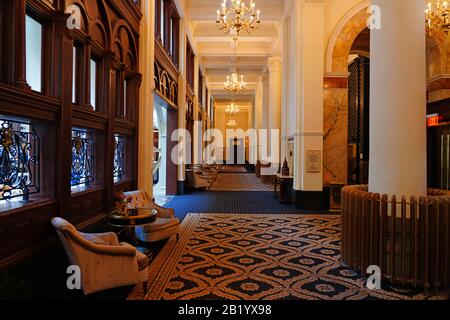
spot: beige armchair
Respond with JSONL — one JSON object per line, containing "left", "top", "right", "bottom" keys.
{"left": 123, "top": 190, "right": 180, "bottom": 243}
{"left": 186, "top": 169, "right": 212, "bottom": 189}
{"left": 192, "top": 165, "right": 217, "bottom": 182}
{"left": 51, "top": 217, "right": 148, "bottom": 295}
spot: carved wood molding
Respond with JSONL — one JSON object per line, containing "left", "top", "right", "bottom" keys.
{"left": 154, "top": 44, "right": 179, "bottom": 107}
{"left": 155, "top": 40, "right": 179, "bottom": 80}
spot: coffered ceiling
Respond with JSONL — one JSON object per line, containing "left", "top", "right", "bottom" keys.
{"left": 185, "top": 0, "right": 287, "bottom": 99}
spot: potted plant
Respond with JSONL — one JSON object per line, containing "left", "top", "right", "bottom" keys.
{"left": 111, "top": 192, "right": 129, "bottom": 217}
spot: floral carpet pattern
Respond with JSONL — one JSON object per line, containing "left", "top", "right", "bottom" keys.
{"left": 128, "top": 213, "right": 429, "bottom": 300}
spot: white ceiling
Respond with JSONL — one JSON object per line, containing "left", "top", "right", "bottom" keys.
{"left": 185, "top": 0, "right": 286, "bottom": 102}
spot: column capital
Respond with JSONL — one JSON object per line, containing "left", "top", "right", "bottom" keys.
{"left": 268, "top": 57, "right": 283, "bottom": 74}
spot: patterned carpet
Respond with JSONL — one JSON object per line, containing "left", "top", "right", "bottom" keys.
{"left": 128, "top": 213, "right": 431, "bottom": 300}
{"left": 211, "top": 173, "right": 273, "bottom": 191}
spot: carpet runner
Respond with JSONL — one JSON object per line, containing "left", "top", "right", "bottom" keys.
{"left": 211, "top": 173, "right": 273, "bottom": 191}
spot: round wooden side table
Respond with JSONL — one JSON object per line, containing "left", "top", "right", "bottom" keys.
{"left": 108, "top": 208, "right": 157, "bottom": 245}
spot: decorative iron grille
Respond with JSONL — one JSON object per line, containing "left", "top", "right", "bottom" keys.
{"left": 348, "top": 59, "right": 361, "bottom": 145}
{"left": 71, "top": 130, "right": 94, "bottom": 187}
{"left": 114, "top": 134, "right": 125, "bottom": 179}
{"left": 0, "top": 118, "right": 40, "bottom": 201}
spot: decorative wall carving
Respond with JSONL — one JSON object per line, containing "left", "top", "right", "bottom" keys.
{"left": 154, "top": 59, "right": 178, "bottom": 107}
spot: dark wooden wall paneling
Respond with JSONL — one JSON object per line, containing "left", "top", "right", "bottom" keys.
{"left": 0, "top": 0, "right": 142, "bottom": 268}
{"left": 186, "top": 40, "right": 195, "bottom": 93}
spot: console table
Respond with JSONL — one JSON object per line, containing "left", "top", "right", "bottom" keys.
{"left": 274, "top": 173, "right": 294, "bottom": 204}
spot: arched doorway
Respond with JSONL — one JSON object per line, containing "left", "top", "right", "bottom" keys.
{"left": 153, "top": 103, "right": 167, "bottom": 196}
{"left": 325, "top": 3, "right": 445, "bottom": 190}
{"left": 153, "top": 93, "right": 180, "bottom": 196}
{"left": 323, "top": 4, "right": 370, "bottom": 188}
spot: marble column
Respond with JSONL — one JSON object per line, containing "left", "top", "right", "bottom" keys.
{"left": 137, "top": 0, "right": 155, "bottom": 197}
{"left": 369, "top": 0, "right": 427, "bottom": 198}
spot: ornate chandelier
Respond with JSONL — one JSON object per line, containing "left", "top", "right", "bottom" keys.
{"left": 224, "top": 38, "right": 246, "bottom": 94}
{"left": 425, "top": 1, "right": 450, "bottom": 36}
{"left": 224, "top": 73, "right": 246, "bottom": 94}
{"left": 227, "top": 120, "right": 237, "bottom": 127}
{"left": 216, "top": 0, "right": 261, "bottom": 35}
{"left": 225, "top": 103, "right": 240, "bottom": 115}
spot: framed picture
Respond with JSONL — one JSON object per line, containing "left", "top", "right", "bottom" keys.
{"left": 306, "top": 150, "right": 321, "bottom": 173}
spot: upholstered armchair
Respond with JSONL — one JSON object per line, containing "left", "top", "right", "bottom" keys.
{"left": 186, "top": 169, "right": 212, "bottom": 189}
{"left": 123, "top": 190, "right": 180, "bottom": 243}
{"left": 192, "top": 165, "right": 217, "bottom": 182}
{"left": 51, "top": 217, "right": 148, "bottom": 295}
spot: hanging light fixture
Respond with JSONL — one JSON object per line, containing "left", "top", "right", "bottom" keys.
{"left": 224, "top": 73, "right": 246, "bottom": 94}
{"left": 425, "top": 1, "right": 450, "bottom": 36}
{"left": 225, "top": 103, "right": 240, "bottom": 115}
{"left": 227, "top": 119, "right": 237, "bottom": 127}
{"left": 224, "top": 38, "right": 246, "bottom": 95}
{"left": 216, "top": 0, "right": 261, "bottom": 35}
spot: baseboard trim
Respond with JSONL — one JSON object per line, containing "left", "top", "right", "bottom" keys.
{"left": 177, "top": 181, "right": 186, "bottom": 195}
{"left": 294, "top": 188, "right": 330, "bottom": 211}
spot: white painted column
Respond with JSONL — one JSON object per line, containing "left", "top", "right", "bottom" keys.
{"left": 254, "top": 77, "right": 264, "bottom": 162}
{"left": 177, "top": 18, "right": 187, "bottom": 185}
{"left": 262, "top": 72, "right": 269, "bottom": 132}
{"left": 369, "top": 0, "right": 427, "bottom": 198}
{"left": 255, "top": 77, "right": 264, "bottom": 132}
{"left": 137, "top": 0, "right": 155, "bottom": 197}
{"left": 202, "top": 75, "right": 207, "bottom": 151}
{"left": 268, "top": 57, "right": 283, "bottom": 167}
{"left": 294, "top": 0, "right": 324, "bottom": 193}
{"left": 193, "top": 55, "right": 202, "bottom": 164}
{"left": 281, "top": 16, "right": 291, "bottom": 165}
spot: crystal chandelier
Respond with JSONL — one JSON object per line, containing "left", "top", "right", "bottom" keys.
{"left": 216, "top": 0, "right": 261, "bottom": 35}
{"left": 225, "top": 103, "right": 240, "bottom": 115}
{"left": 224, "top": 73, "right": 246, "bottom": 94}
{"left": 227, "top": 120, "right": 237, "bottom": 127}
{"left": 224, "top": 38, "right": 246, "bottom": 94}
{"left": 425, "top": 1, "right": 450, "bottom": 36}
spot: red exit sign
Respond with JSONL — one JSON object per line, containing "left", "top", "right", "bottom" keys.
{"left": 427, "top": 114, "right": 440, "bottom": 127}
